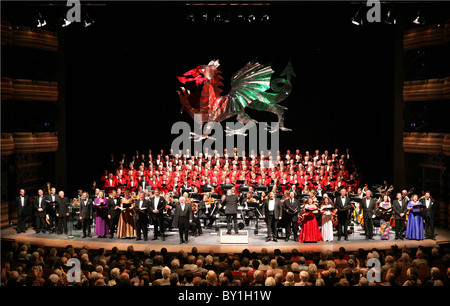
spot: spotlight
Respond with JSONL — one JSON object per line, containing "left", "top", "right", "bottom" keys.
{"left": 384, "top": 9, "right": 396, "bottom": 25}
{"left": 201, "top": 11, "right": 208, "bottom": 22}
{"left": 84, "top": 10, "right": 94, "bottom": 27}
{"left": 186, "top": 12, "right": 195, "bottom": 23}
{"left": 61, "top": 17, "right": 72, "bottom": 27}
{"left": 213, "top": 13, "right": 223, "bottom": 23}
{"left": 261, "top": 13, "right": 270, "bottom": 22}
{"left": 351, "top": 9, "right": 363, "bottom": 26}
{"left": 247, "top": 13, "right": 256, "bottom": 23}
{"left": 413, "top": 10, "right": 425, "bottom": 25}
{"left": 36, "top": 11, "right": 46, "bottom": 28}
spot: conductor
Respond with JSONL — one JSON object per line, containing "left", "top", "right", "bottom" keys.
{"left": 222, "top": 189, "right": 240, "bottom": 235}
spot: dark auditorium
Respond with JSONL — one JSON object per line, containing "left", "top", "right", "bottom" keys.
{"left": 1, "top": 0, "right": 450, "bottom": 297}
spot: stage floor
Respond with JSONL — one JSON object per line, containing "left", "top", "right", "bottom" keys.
{"left": 2, "top": 224, "right": 449, "bottom": 254}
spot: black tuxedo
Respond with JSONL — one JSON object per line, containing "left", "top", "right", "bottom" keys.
{"left": 79, "top": 198, "right": 93, "bottom": 237}
{"left": 55, "top": 196, "right": 70, "bottom": 234}
{"left": 45, "top": 193, "right": 58, "bottom": 232}
{"left": 422, "top": 197, "right": 436, "bottom": 239}
{"left": 283, "top": 197, "right": 301, "bottom": 241}
{"left": 108, "top": 196, "right": 121, "bottom": 237}
{"left": 392, "top": 198, "right": 408, "bottom": 239}
{"left": 222, "top": 194, "right": 240, "bottom": 234}
{"left": 240, "top": 197, "right": 256, "bottom": 226}
{"left": 134, "top": 199, "right": 150, "bottom": 239}
{"left": 262, "top": 197, "right": 283, "bottom": 240}
{"left": 15, "top": 195, "right": 29, "bottom": 233}
{"left": 33, "top": 195, "right": 46, "bottom": 232}
{"left": 361, "top": 197, "right": 377, "bottom": 239}
{"left": 335, "top": 196, "right": 352, "bottom": 239}
{"left": 171, "top": 202, "right": 193, "bottom": 243}
{"left": 149, "top": 196, "right": 167, "bottom": 239}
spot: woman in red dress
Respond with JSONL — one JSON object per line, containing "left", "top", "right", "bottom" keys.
{"left": 298, "top": 198, "right": 323, "bottom": 243}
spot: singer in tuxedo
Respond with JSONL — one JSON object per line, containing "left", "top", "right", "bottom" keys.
{"left": 361, "top": 190, "right": 376, "bottom": 240}
{"left": 135, "top": 192, "right": 150, "bottom": 241}
{"left": 222, "top": 189, "right": 240, "bottom": 235}
{"left": 334, "top": 188, "right": 352, "bottom": 241}
{"left": 15, "top": 189, "right": 29, "bottom": 233}
{"left": 79, "top": 192, "right": 93, "bottom": 238}
{"left": 172, "top": 196, "right": 193, "bottom": 244}
{"left": 283, "top": 191, "right": 301, "bottom": 242}
{"left": 33, "top": 189, "right": 47, "bottom": 233}
{"left": 262, "top": 191, "right": 283, "bottom": 242}
{"left": 108, "top": 190, "right": 121, "bottom": 238}
{"left": 422, "top": 192, "right": 436, "bottom": 240}
{"left": 149, "top": 189, "right": 167, "bottom": 241}
{"left": 45, "top": 187, "right": 58, "bottom": 233}
{"left": 55, "top": 191, "right": 70, "bottom": 235}
{"left": 392, "top": 192, "right": 407, "bottom": 240}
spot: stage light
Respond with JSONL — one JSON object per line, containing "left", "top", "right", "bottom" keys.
{"left": 384, "top": 9, "right": 396, "bottom": 25}
{"left": 413, "top": 10, "right": 425, "bottom": 25}
{"left": 61, "top": 17, "right": 72, "bottom": 27}
{"left": 213, "top": 12, "right": 223, "bottom": 23}
{"left": 36, "top": 11, "right": 47, "bottom": 28}
{"left": 351, "top": 9, "right": 363, "bottom": 26}
{"left": 201, "top": 11, "right": 208, "bottom": 22}
{"left": 261, "top": 13, "right": 269, "bottom": 22}
{"left": 83, "top": 10, "right": 94, "bottom": 27}
{"left": 247, "top": 12, "right": 256, "bottom": 23}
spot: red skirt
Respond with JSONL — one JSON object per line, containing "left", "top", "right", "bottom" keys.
{"left": 299, "top": 213, "right": 323, "bottom": 243}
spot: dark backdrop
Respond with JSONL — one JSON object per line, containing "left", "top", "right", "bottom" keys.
{"left": 3, "top": 1, "right": 398, "bottom": 194}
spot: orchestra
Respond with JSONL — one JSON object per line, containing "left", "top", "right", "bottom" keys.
{"left": 21, "top": 148, "right": 435, "bottom": 244}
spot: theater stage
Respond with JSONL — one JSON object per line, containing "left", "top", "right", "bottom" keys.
{"left": 2, "top": 223, "right": 449, "bottom": 254}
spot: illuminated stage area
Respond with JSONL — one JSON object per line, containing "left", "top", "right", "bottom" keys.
{"left": 3, "top": 224, "right": 448, "bottom": 254}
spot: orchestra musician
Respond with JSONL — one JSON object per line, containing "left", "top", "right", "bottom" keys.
{"left": 334, "top": 188, "right": 351, "bottom": 241}
{"left": 361, "top": 190, "right": 376, "bottom": 240}
{"left": 240, "top": 191, "right": 257, "bottom": 227}
{"left": 199, "top": 193, "right": 216, "bottom": 229}
{"left": 283, "top": 191, "right": 301, "bottom": 242}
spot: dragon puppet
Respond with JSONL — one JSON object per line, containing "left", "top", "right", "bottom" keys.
{"left": 176, "top": 59, "right": 295, "bottom": 139}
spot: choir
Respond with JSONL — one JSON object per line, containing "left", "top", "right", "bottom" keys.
{"left": 17, "top": 148, "right": 435, "bottom": 244}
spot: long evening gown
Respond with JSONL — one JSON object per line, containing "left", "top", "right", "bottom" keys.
{"left": 321, "top": 208, "right": 334, "bottom": 242}
{"left": 405, "top": 201, "right": 424, "bottom": 240}
{"left": 117, "top": 199, "right": 137, "bottom": 238}
{"left": 94, "top": 197, "right": 109, "bottom": 237}
{"left": 299, "top": 205, "right": 323, "bottom": 243}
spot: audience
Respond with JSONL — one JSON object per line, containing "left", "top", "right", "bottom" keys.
{"left": 1, "top": 241, "right": 449, "bottom": 287}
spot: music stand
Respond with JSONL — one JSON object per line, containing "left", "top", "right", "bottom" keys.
{"left": 238, "top": 184, "right": 250, "bottom": 194}
{"left": 201, "top": 184, "right": 212, "bottom": 193}
{"left": 255, "top": 184, "right": 268, "bottom": 193}
{"left": 221, "top": 184, "right": 235, "bottom": 193}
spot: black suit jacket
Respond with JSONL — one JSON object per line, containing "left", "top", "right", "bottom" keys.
{"left": 422, "top": 198, "right": 436, "bottom": 217}
{"left": 134, "top": 199, "right": 150, "bottom": 221}
{"left": 361, "top": 198, "right": 377, "bottom": 219}
{"left": 283, "top": 198, "right": 301, "bottom": 222}
{"left": 56, "top": 197, "right": 70, "bottom": 216}
{"left": 108, "top": 196, "right": 121, "bottom": 218}
{"left": 223, "top": 194, "right": 239, "bottom": 214}
{"left": 33, "top": 196, "right": 47, "bottom": 216}
{"left": 392, "top": 199, "right": 408, "bottom": 219}
{"left": 262, "top": 198, "right": 283, "bottom": 220}
{"left": 149, "top": 196, "right": 166, "bottom": 215}
{"left": 15, "top": 195, "right": 29, "bottom": 216}
{"left": 335, "top": 196, "right": 352, "bottom": 219}
{"left": 79, "top": 198, "right": 93, "bottom": 219}
{"left": 171, "top": 203, "right": 193, "bottom": 228}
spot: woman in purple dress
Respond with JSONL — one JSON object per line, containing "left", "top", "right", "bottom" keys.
{"left": 405, "top": 194, "right": 424, "bottom": 240}
{"left": 94, "top": 191, "right": 109, "bottom": 238}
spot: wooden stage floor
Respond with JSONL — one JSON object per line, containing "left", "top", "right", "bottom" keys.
{"left": 2, "top": 225, "right": 449, "bottom": 254}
